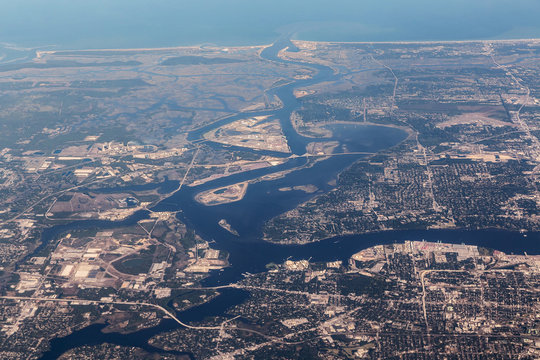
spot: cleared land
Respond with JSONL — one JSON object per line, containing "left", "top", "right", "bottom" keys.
{"left": 195, "top": 181, "right": 249, "bottom": 206}
{"left": 204, "top": 116, "right": 291, "bottom": 153}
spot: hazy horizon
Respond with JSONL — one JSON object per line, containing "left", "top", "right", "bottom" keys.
{"left": 2, "top": 0, "right": 540, "bottom": 50}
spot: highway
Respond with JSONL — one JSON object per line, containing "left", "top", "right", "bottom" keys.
{"left": 0, "top": 293, "right": 302, "bottom": 343}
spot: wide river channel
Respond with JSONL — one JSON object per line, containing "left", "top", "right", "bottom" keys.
{"left": 38, "top": 39, "right": 539, "bottom": 359}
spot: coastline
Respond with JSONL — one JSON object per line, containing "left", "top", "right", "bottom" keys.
{"left": 24, "top": 36, "right": 540, "bottom": 60}
{"left": 291, "top": 37, "right": 540, "bottom": 46}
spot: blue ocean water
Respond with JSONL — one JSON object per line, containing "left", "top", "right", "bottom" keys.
{"left": 1, "top": 0, "right": 540, "bottom": 50}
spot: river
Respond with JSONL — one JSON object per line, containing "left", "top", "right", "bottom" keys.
{"left": 38, "top": 38, "right": 539, "bottom": 359}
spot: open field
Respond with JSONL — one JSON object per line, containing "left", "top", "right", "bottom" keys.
{"left": 195, "top": 181, "right": 249, "bottom": 206}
